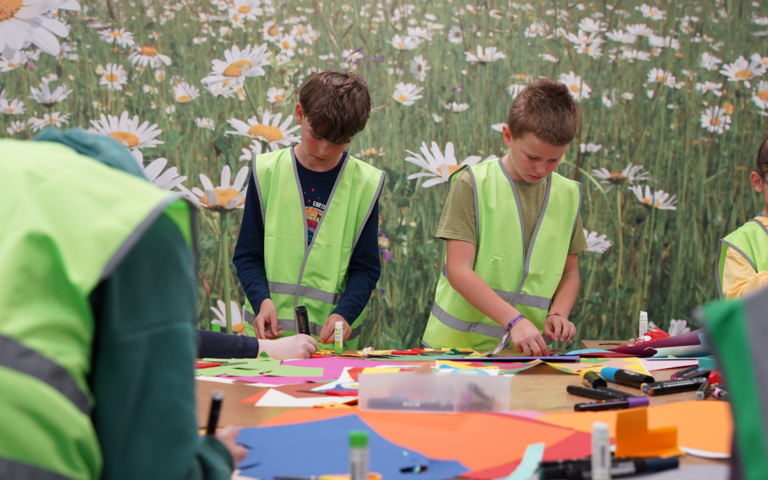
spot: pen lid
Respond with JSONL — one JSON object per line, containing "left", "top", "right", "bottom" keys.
{"left": 350, "top": 430, "right": 368, "bottom": 448}
{"left": 626, "top": 397, "right": 650, "bottom": 408}
{"left": 601, "top": 367, "right": 618, "bottom": 382}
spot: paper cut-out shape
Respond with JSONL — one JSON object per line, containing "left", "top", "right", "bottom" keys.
{"left": 614, "top": 407, "right": 683, "bottom": 458}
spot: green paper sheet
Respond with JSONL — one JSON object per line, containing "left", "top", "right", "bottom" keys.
{"left": 195, "top": 357, "right": 324, "bottom": 378}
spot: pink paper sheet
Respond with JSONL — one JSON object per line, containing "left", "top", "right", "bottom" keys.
{"left": 232, "top": 357, "right": 417, "bottom": 385}
{"left": 640, "top": 358, "right": 700, "bottom": 371}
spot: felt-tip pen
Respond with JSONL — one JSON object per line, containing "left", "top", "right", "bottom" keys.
{"left": 205, "top": 390, "right": 224, "bottom": 435}
{"left": 642, "top": 377, "right": 706, "bottom": 396}
{"left": 567, "top": 385, "right": 628, "bottom": 401}
{"left": 712, "top": 386, "right": 730, "bottom": 401}
{"left": 574, "top": 397, "right": 650, "bottom": 412}
{"left": 581, "top": 370, "right": 607, "bottom": 389}
{"left": 695, "top": 381, "right": 710, "bottom": 400}
{"left": 538, "top": 456, "right": 679, "bottom": 480}
{"left": 678, "top": 367, "right": 711, "bottom": 380}
{"left": 670, "top": 365, "right": 698, "bottom": 380}
{"left": 600, "top": 367, "right": 655, "bottom": 389}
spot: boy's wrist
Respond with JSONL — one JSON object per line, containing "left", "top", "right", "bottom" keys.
{"left": 506, "top": 314, "right": 526, "bottom": 331}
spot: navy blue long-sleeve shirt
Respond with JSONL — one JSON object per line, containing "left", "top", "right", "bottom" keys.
{"left": 233, "top": 149, "right": 381, "bottom": 324}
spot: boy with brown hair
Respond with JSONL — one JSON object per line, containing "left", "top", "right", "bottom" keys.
{"left": 423, "top": 78, "right": 587, "bottom": 355}
{"left": 234, "top": 70, "right": 385, "bottom": 350}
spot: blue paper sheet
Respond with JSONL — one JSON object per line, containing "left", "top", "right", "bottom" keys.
{"left": 236, "top": 415, "right": 467, "bottom": 480}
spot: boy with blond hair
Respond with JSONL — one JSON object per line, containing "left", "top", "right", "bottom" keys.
{"left": 234, "top": 71, "right": 385, "bottom": 349}
{"left": 423, "top": 78, "right": 587, "bottom": 355}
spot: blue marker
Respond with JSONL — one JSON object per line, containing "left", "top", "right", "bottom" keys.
{"left": 600, "top": 367, "right": 655, "bottom": 389}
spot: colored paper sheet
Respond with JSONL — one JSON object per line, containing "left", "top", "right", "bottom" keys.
{"left": 615, "top": 407, "right": 682, "bottom": 458}
{"left": 503, "top": 442, "right": 544, "bottom": 480}
{"left": 262, "top": 365, "right": 325, "bottom": 377}
{"left": 610, "top": 330, "right": 706, "bottom": 357}
{"left": 536, "top": 401, "right": 732, "bottom": 455}
{"left": 195, "top": 357, "right": 281, "bottom": 376}
{"left": 253, "top": 389, "right": 357, "bottom": 407}
{"left": 438, "top": 356, "right": 580, "bottom": 362}
{"left": 640, "top": 358, "right": 699, "bottom": 372}
{"left": 628, "top": 465, "right": 728, "bottom": 479}
{"left": 236, "top": 415, "right": 468, "bottom": 480}
{"left": 238, "top": 376, "right": 324, "bottom": 385}
{"left": 195, "top": 376, "right": 236, "bottom": 384}
{"left": 233, "top": 358, "right": 417, "bottom": 385}
{"left": 544, "top": 357, "right": 650, "bottom": 376}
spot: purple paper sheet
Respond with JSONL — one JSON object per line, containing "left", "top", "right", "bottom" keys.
{"left": 609, "top": 329, "right": 705, "bottom": 356}
{"left": 231, "top": 357, "right": 417, "bottom": 385}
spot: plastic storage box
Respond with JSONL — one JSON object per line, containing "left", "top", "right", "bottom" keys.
{"left": 358, "top": 372, "right": 511, "bottom": 413}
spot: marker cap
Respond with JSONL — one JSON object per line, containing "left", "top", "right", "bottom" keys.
{"left": 626, "top": 396, "right": 650, "bottom": 408}
{"left": 592, "top": 421, "right": 609, "bottom": 437}
{"left": 350, "top": 430, "right": 368, "bottom": 448}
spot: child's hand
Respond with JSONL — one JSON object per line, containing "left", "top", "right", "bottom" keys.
{"left": 509, "top": 319, "right": 549, "bottom": 356}
{"left": 214, "top": 426, "right": 247, "bottom": 465}
{"left": 317, "top": 314, "right": 351, "bottom": 344}
{"left": 260, "top": 335, "right": 318, "bottom": 359}
{"left": 543, "top": 314, "right": 576, "bottom": 343}
{"left": 253, "top": 299, "right": 281, "bottom": 339}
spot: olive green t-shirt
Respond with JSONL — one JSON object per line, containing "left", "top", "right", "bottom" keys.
{"left": 436, "top": 170, "right": 587, "bottom": 255}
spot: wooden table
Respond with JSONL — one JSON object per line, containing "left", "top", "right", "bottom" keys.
{"left": 196, "top": 355, "right": 727, "bottom": 469}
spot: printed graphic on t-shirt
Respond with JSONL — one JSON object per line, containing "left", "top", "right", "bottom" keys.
{"left": 305, "top": 187, "right": 327, "bottom": 244}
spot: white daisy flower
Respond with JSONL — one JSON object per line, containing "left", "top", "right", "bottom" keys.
{"left": 700, "top": 106, "right": 731, "bottom": 134}
{"left": 128, "top": 44, "right": 172, "bottom": 69}
{"left": 591, "top": 163, "right": 650, "bottom": 192}
{"left": 392, "top": 82, "right": 423, "bottom": 106}
{"left": 629, "top": 185, "right": 677, "bottom": 210}
{"left": 432, "top": 113, "right": 443, "bottom": 123}
{"left": 579, "top": 17, "right": 605, "bottom": 33}
{"left": 28, "top": 111, "right": 69, "bottom": 132}
{"left": 647, "top": 68, "right": 676, "bottom": 87}
{"left": 277, "top": 34, "right": 296, "bottom": 54}
{"left": 88, "top": 112, "right": 163, "bottom": 150}
{"left": 445, "top": 101, "right": 470, "bottom": 112}
{"left": 753, "top": 81, "right": 768, "bottom": 109}
{"left": 29, "top": 78, "right": 71, "bottom": 106}
{"left": 229, "top": 0, "right": 261, "bottom": 21}
{"left": 99, "top": 63, "right": 128, "bottom": 90}
{"left": 491, "top": 123, "right": 505, "bottom": 132}
{"left": 695, "top": 81, "right": 724, "bottom": 97}
{"left": 201, "top": 43, "right": 270, "bottom": 87}
{"left": 173, "top": 81, "right": 200, "bottom": 103}
{"left": 185, "top": 165, "right": 249, "bottom": 211}
{"left": 238, "top": 140, "right": 275, "bottom": 162}
{"left": 0, "top": 0, "right": 80, "bottom": 58}
{"left": 639, "top": 4, "right": 666, "bottom": 20}
{"left": 56, "top": 41, "right": 78, "bottom": 62}
{"left": 226, "top": 110, "right": 301, "bottom": 149}
{"left": 0, "top": 51, "right": 26, "bottom": 72}
{"left": 210, "top": 300, "right": 244, "bottom": 328}
{"left": 539, "top": 53, "right": 558, "bottom": 63}
{"left": 580, "top": 143, "right": 603, "bottom": 153}
{"left": 508, "top": 83, "right": 526, "bottom": 98}
{"left": 154, "top": 69, "right": 166, "bottom": 82}
{"left": 195, "top": 117, "right": 216, "bottom": 130}
{"left": 559, "top": 71, "right": 591, "bottom": 100}
{"left": 448, "top": 26, "right": 463, "bottom": 44}
{"left": 131, "top": 151, "right": 189, "bottom": 192}
{"left": 266, "top": 86, "right": 286, "bottom": 105}
{"left": 206, "top": 82, "right": 236, "bottom": 98}
{"left": 606, "top": 29, "right": 636, "bottom": 43}
{"left": 584, "top": 229, "right": 612, "bottom": 254}
{"left": 405, "top": 141, "right": 488, "bottom": 188}
{"left": 99, "top": 28, "right": 136, "bottom": 48}
{"left": 164, "top": 105, "right": 175, "bottom": 115}
{"left": 626, "top": 24, "right": 654, "bottom": 36}
{"left": 751, "top": 53, "right": 768, "bottom": 69}
{"left": 7, "top": 120, "right": 25, "bottom": 134}
{"left": 262, "top": 21, "right": 282, "bottom": 42}
{"left": 410, "top": 54, "right": 430, "bottom": 82}
{"left": 0, "top": 96, "right": 26, "bottom": 115}
{"left": 720, "top": 55, "right": 766, "bottom": 88}
{"left": 389, "top": 34, "right": 420, "bottom": 51}
{"left": 621, "top": 49, "right": 651, "bottom": 62}
{"left": 524, "top": 21, "right": 546, "bottom": 38}
{"left": 465, "top": 45, "right": 506, "bottom": 63}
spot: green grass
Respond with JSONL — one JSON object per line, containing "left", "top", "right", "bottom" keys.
{"left": 2, "top": 0, "right": 765, "bottom": 347}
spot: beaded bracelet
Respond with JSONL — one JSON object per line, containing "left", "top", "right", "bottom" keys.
{"left": 547, "top": 311, "right": 567, "bottom": 319}
{"left": 506, "top": 314, "right": 526, "bottom": 331}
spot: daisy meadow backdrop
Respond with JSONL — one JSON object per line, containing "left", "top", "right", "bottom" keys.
{"left": 2, "top": 0, "right": 767, "bottom": 347}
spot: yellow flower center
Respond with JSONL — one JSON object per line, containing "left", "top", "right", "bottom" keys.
{"left": 397, "top": 41, "right": 404, "bottom": 48}
{"left": 140, "top": 45, "right": 158, "bottom": 57}
{"left": 710, "top": 117, "right": 721, "bottom": 126}
{"left": 734, "top": 69, "right": 753, "bottom": 80}
{"left": 247, "top": 124, "right": 284, "bottom": 142}
{"left": 642, "top": 198, "right": 652, "bottom": 205}
{"left": 109, "top": 131, "right": 140, "bottom": 148}
{"left": 177, "top": 95, "right": 192, "bottom": 102}
{"left": 0, "top": 0, "right": 23, "bottom": 22}
{"left": 268, "top": 26, "right": 278, "bottom": 36}
{"left": 223, "top": 59, "right": 252, "bottom": 77}
{"left": 104, "top": 73, "right": 119, "bottom": 83}
{"left": 439, "top": 165, "right": 463, "bottom": 176}
{"left": 398, "top": 94, "right": 408, "bottom": 102}
{"left": 723, "top": 102, "right": 734, "bottom": 114}
{"left": 569, "top": 84, "right": 580, "bottom": 93}
{"left": 416, "top": 64, "right": 422, "bottom": 72}
{"left": 657, "top": 75, "right": 665, "bottom": 81}
{"left": 200, "top": 188, "right": 244, "bottom": 208}
{"left": 296, "top": 28, "right": 306, "bottom": 35}
{"left": 110, "top": 31, "right": 123, "bottom": 38}
{"left": 759, "top": 90, "right": 768, "bottom": 101}
{"left": 281, "top": 40, "right": 291, "bottom": 49}
{"left": 275, "top": 94, "right": 284, "bottom": 101}
{"left": 238, "top": 5, "right": 250, "bottom": 13}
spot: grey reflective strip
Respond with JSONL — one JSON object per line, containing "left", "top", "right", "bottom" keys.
{"left": 0, "top": 458, "right": 73, "bottom": 480}
{"left": 277, "top": 319, "right": 362, "bottom": 340}
{"left": 722, "top": 240, "right": 757, "bottom": 271}
{"left": 351, "top": 171, "right": 386, "bottom": 254}
{"left": 243, "top": 308, "right": 255, "bottom": 324}
{"left": 467, "top": 166, "right": 480, "bottom": 240}
{"left": 292, "top": 151, "right": 349, "bottom": 313}
{"left": 291, "top": 147, "right": 310, "bottom": 249}
{"left": 251, "top": 153, "right": 265, "bottom": 224}
{"left": 497, "top": 158, "right": 526, "bottom": 260}
{"left": 0, "top": 335, "right": 89, "bottom": 415}
{"left": 749, "top": 218, "right": 768, "bottom": 237}
{"left": 421, "top": 339, "right": 433, "bottom": 348}
{"left": 571, "top": 182, "right": 583, "bottom": 235}
{"left": 269, "top": 281, "right": 341, "bottom": 305}
{"left": 744, "top": 290, "right": 768, "bottom": 448}
{"left": 440, "top": 265, "right": 549, "bottom": 309}
{"left": 431, "top": 303, "right": 506, "bottom": 339}
{"left": 101, "top": 193, "right": 182, "bottom": 280}
{"left": 715, "top": 241, "right": 726, "bottom": 299}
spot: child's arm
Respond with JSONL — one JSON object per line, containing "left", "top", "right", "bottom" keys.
{"left": 446, "top": 239, "right": 549, "bottom": 356}
{"left": 723, "top": 247, "right": 768, "bottom": 299}
{"left": 544, "top": 253, "right": 579, "bottom": 342}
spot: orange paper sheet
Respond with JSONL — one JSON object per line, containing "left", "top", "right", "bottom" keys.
{"left": 537, "top": 401, "right": 732, "bottom": 455}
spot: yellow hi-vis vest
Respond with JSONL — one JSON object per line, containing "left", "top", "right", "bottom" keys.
{"left": 243, "top": 148, "right": 385, "bottom": 349}
{"left": 422, "top": 159, "right": 581, "bottom": 351}
{"left": 0, "top": 139, "right": 192, "bottom": 479}
{"left": 716, "top": 218, "right": 768, "bottom": 298}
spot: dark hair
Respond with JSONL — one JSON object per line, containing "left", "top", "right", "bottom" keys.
{"left": 506, "top": 78, "right": 582, "bottom": 147}
{"left": 757, "top": 135, "right": 768, "bottom": 176}
{"left": 298, "top": 70, "right": 370, "bottom": 144}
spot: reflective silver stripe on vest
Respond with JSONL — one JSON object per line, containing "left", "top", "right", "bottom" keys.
{"left": 251, "top": 153, "right": 266, "bottom": 225}
{"left": 0, "top": 458, "right": 74, "bottom": 480}
{"left": 351, "top": 171, "right": 386, "bottom": 254}
{"left": 431, "top": 303, "right": 507, "bottom": 339}
{"left": 749, "top": 218, "right": 768, "bottom": 237}
{"left": 276, "top": 319, "right": 362, "bottom": 340}
{"left": 571, "top": 182, "right": 583, "bottom": 235}
{"left": 0, "top": 334, "right": 90, "bottom": 415}
{"left": 268, "top": 281, "right": 342, "bottom": 305}
{"left": 441, "top": 265, "right": 550, "bottom": 310}
{"left": 722, "top": 240, "right": 757, "bottom": 271}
